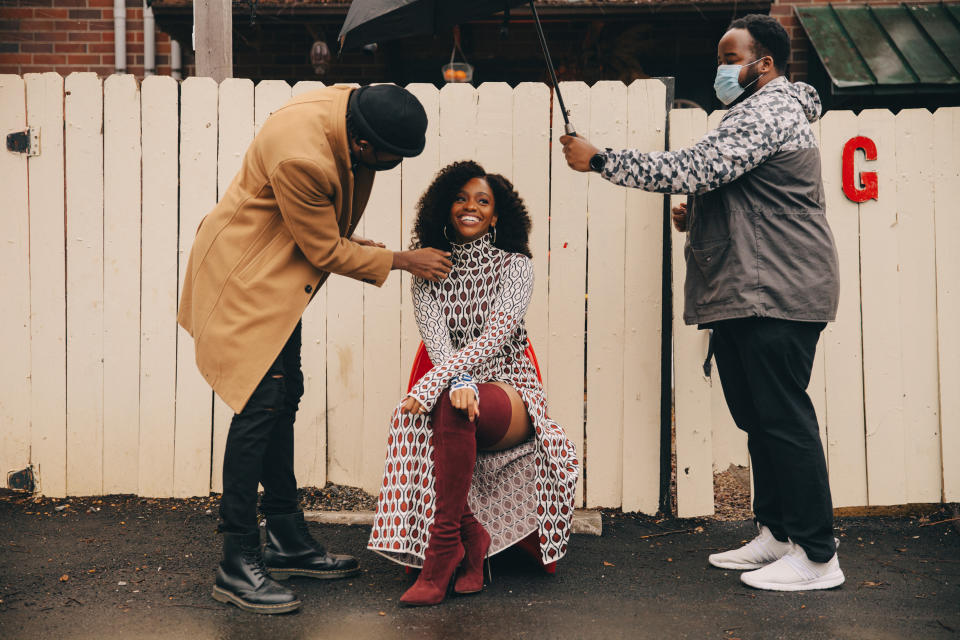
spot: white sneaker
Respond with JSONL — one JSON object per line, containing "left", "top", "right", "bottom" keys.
{"left": 708, "top": 525, "right": 792, "bottom": 570}
{"left": 740, "top": 543, "right": 845, "bottom": 591}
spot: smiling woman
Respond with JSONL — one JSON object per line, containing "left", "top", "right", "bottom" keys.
{"left": 409, "top": 160, "right": 532, "bottom": 258}
{"left": 368, "top": 160, "right": 578, "bottom": 607}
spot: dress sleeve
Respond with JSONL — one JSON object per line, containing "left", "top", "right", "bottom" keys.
{"left": 408, "top": 255, "right": 534, "bottom": 411}
{"left": 412, "top": 276, "right": 455, "bottom": 365}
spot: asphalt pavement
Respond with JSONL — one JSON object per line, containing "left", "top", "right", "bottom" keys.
{"left": 1, "top": 494, "right": 957, "bottom": 640}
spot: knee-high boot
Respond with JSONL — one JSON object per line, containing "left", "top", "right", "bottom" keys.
{"left": 454, "top": 508, "right": 491, "bottom": 594}
{"left": 400, "top": 395, "right": 474, "bottom": 606}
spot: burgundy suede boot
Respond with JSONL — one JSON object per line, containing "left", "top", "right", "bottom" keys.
{"left": 400, "top": 396, "right": 475, "bottom": 606}
{"left": 454, "top": 509, "right": 491, "bottom": 594}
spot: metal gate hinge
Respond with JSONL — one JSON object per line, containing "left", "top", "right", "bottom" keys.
{"left": 6, "top": 127, "right": 39, "bottom": 156}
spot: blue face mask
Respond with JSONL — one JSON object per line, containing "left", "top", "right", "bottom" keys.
{"left": 714, "top": 58, "right": 764, "bottom": 105}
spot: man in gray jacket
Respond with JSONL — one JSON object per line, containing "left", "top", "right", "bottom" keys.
{"left": 561, "top": 14, "right": 843, "bottom": 591}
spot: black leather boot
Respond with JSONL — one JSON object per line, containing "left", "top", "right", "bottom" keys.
{"left": 211, "top": 531, "right": 302, "bottom": 614}
{"left": 263, "top": 511, "right": 361, "bottom": 580}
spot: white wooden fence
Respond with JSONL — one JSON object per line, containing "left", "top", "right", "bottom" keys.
{"left": 1, "top": 73, "right": 957, "bottom": 517}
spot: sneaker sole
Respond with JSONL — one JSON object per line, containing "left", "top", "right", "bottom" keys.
{"left": 708, "top": 557, "right": 772, "bottom": 571}
{"left": 740, "top": 570, "right": 845, "bottom": 592}
{"left": 211, "top": 586, "right": 302, "bottom": 614}
{"left": 267, "top": 566, "right": 361, "bottom": 581}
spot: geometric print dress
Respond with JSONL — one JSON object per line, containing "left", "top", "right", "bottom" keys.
{"left": 367, "top": 234, "right": 580, "bottom": 568}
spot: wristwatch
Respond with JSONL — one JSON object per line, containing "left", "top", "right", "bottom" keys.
{"left": 589, "top": 150, "right": 608, "bottom": 173}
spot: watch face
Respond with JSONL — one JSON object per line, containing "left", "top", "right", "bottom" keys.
{"left": 590, "top": 153, "right": 605, "bottom": 172}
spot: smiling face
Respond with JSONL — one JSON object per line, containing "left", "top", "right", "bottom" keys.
{"left": 449, "top": 177, "right": 498, "bottom": 243}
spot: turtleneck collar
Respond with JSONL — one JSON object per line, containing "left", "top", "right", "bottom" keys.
{"left": 450, "top": 232, "right": 494, "bottom": 261}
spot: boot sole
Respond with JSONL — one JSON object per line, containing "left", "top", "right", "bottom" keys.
{"left": 267, "top": 566, "right": 361, "bottom": 581}
{"left": 740, "top": 570, "right": 845, "bottom": 592}
{"left": 211, "top": 586, "right": 302, "bottom": 614}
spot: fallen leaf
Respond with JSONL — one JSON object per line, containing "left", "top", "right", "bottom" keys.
{"left": 896, "top": 548, "right": 907, "bottom": 553}
{"left": 667, "top": 558, "right": 673, "bottom": 563}
{"left": 602, "top": 561, "right": 615, "bottom": 567}
{"left": 60, "top": 574, "right": 69, "bottom": 582}
{"left": 860, "top": 580, "right": 888, "bottom": 588}
{"left": 378, "top": 611, "right": 386, "bottom": 616}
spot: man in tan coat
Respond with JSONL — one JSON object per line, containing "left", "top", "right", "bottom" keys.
{"left": 178, "top": 84, "right": 451, "bottom": 614}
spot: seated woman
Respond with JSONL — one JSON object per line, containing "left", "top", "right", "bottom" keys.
{"left": 367, "top": 160, "right": 579, "bottom": 607}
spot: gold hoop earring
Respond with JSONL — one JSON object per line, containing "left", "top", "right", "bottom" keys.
{"left": 443, "top": 225, "right": 452, "bottom": 242}
{"left": 490, "top": 225, "right": 496, "bottom": 244}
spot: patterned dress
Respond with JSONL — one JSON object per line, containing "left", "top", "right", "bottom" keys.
{"left": 367, "top": 234, "right": 580, "bottom": 567}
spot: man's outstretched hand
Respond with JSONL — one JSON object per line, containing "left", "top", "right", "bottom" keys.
{"left": 393, "top": 248, "right": 452, "bottom": 282}
{"left": 560, "top": 134, "right": 601, "bottom": 172}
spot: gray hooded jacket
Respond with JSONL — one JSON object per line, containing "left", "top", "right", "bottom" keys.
{"left": 599, "top": 76, "right": 840, "bottom": 326}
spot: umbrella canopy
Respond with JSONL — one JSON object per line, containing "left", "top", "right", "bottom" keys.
{"left": 339, "top": 0, "right": 577, "bottom": 134}
{"left": 339, "top": 0, "right": 528, "bottom": 52}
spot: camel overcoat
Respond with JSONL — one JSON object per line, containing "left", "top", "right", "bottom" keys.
{"left": 177, "top": 86, "right": 393, "bottom": 413}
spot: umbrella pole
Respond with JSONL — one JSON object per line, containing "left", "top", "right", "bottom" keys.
{"left": 527, "top": 0, "right": 576, "bottom": 136}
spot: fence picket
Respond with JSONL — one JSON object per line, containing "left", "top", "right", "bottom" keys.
{"left": 549, "top": 81, "right": 590, "bottom": 505}
{"left": 138, "top": 76, "right": 179, "bottom": 497}
{"left": 439, "top": 83, "right": 478, "bottom": 165}
{"left": 512, "top": 83, "right": 550, "bottom": 387}
{"left": 585, "top": 81, "right": 628, "bottom": 508}
{"left": 934, "top": 107, "right": 960, "bottom": 502}
{"left": 620, "top": 79, "right": 666, "bottom": 514}
{"left": 25, "top": 73, "right": 67, "bottom": 497}
{"left": 361, "top": 165, "right": 403, "bottom": 493}
{"left": 291, "top": 79, "right": 328, "bottom": 489}
{"left": 325, "top": 272, "right": 365, "bottom": 486}
{"left": 65, "top": 73, "right": 104, "bottom": 496}
{"left": 701, "top": 110, "right": 747, "bottom": 476}
{"left": 476, "top": 82, "right": 513, "bottom": 177}
{"left": 399, "top": 85, "right": 440, "bottom": 395}
{"left": 858, "top": 109, "right": 905, "bottom": 505}
{"left": 102, "top": 75, "right": 141, "bottom": 494}
{"left": 0, "top": 75, "right": 31, "bottom": 486}
{"left": 819, "top": 110, "right": 867, "bottom": 507}
{"left": 209, "top": 78, "right": 255, "bottom": 494}
{"left": 670, "top": 108, "right": 715, "bottom": 518}
{"left": 894, "top": 109, "right": 941, "bottom": 503}
{"left": 255, "top": 80, "right": 291, "bottom": 134}
{"left": 175, "top": 77, "right": 218, "bottom": 498}
{"left": 806, "top": 116, "right": 830, "bottom": 460}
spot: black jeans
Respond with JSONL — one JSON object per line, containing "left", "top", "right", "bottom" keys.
{"left": 220, "top": 322, "right": 304, "bottom": 534}
{"left": 711, "top": 317, "right": 836, "bottom": 563}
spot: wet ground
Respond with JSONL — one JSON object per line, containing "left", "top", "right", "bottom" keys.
{"left": 1, "top": 493, "right": 957, "bottom": 640}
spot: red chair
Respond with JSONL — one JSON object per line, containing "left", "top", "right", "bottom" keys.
{"left": 405, "top": 339, "right": 556, "bottom": 574}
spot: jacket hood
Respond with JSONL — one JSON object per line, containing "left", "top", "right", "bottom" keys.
{"left": 782, "top": 79, "right": 822, "bottom": 123}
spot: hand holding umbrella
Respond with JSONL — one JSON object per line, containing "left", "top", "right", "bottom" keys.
{"left": 559, "top": 134, "right": 602, "bottom": 172}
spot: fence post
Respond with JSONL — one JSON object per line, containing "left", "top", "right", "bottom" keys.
{"left": 658, "top": 77, "right": 675, "bottom": 516}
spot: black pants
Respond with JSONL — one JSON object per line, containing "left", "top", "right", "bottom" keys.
{"left": 220, "top": 322, "right": 304, "bottom": 534}
{"left": 711, "top": 317, "right": 836, "bottom": 563}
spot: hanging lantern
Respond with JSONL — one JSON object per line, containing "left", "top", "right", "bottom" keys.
{"left": 310, "top": 40, "right": 331, "bottom": 76}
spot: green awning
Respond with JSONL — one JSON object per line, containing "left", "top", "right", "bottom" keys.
{"left": 795, "top": 3, "right": 960, "bottom": 94}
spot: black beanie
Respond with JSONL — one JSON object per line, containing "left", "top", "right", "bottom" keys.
{"left": 348, "top": 85, "right": 428, "bottom": 158}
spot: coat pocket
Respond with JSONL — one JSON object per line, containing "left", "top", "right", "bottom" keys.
{"left": 237, "top": 229, "right": 290, "bottom": 284}
{"left": 690, "top": 236, "right": 730, "bottom": 282}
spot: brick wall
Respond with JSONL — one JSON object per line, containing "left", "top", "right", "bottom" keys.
{"left": 770, "top": 0, "right": 947, "bottom": 83}
{"left": 0, "top": 0, "right": 175, "bottom": 78}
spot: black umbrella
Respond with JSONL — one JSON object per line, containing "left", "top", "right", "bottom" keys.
{"left": 339, "top": 0, "right": 577, "bottom": 135}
